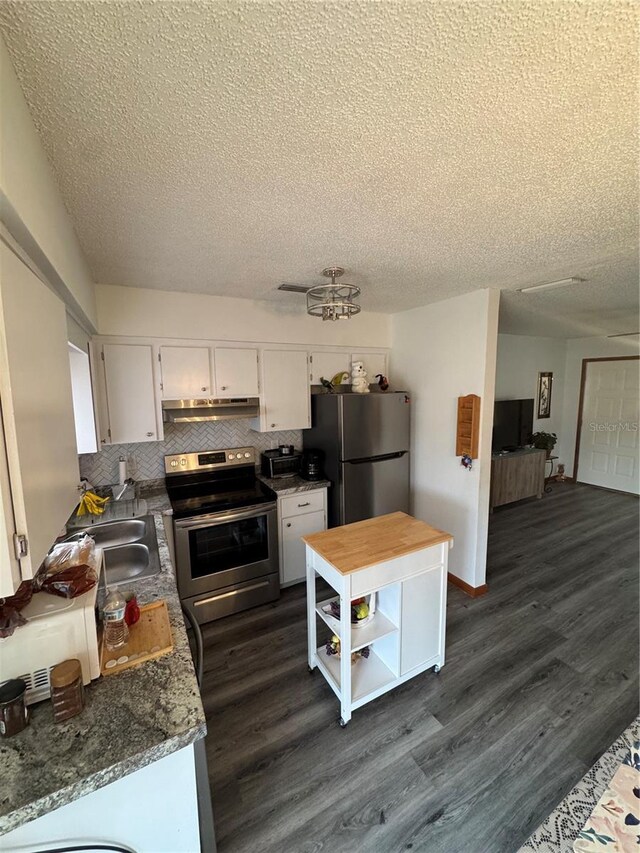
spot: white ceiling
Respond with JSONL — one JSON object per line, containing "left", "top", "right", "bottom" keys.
{"left": 0, "top": 1, "right": 637, "bottom": 338}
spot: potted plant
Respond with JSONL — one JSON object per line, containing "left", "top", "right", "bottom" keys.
{"left": 530, "top": 431, "right": 557, "bottom": 458}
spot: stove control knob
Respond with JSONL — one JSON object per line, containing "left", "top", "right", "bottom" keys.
{"left": 180, "top": 458, "right": 187, "bottom": 466}
{"left": 228, "top": 453, "right": 235, "bottom": 460}
{"left": 244, "top": 452, "right": 251, "bottom": 458}
{"left": 170, "top": 460, "right": 178, "bottom": 468}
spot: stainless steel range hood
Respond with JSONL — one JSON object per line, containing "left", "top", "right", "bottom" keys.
{"left": 162, "top": 398, "right": 259, "bottom": 423}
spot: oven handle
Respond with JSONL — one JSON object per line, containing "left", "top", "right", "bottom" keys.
{"left": 193, "top": 579, "right": 271, "bottom": 607}
{"left": 174, "top": 503, "right": 276, "bottom": 531}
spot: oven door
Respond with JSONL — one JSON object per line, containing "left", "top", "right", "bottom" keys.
{"left": 173, "top": 503, "right": 278, "bottom": 599}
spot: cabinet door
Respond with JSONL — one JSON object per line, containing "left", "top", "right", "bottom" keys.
{"left": 103, "top": 344, "right": 159, "bottom": 443}
{"left": 0, "top": 245, "right": 80, "bottom": 592}
{"left": 214, "top": 347, "right": 259, "bottom": 397}
{"left": 261, "top": 350, "right": 310, "bottom": 431}
{"left": 160, "top": 346, "right": 211, "bottom": 399}
{"left": 281, "top": 509, "right": 326, "bottom": 585}
{"left": 309, "top": 351, "right": 350, "bottom": 385}
{"left": 351, "top": 352, "right": 387, "bottom": 383}
{"left": 400, "top": 567, "right": 444, "bottom": 675}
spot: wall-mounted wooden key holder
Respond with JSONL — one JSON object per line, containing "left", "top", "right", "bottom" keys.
{"left": 456, "top": 394, "right": 481, "bottom": 459}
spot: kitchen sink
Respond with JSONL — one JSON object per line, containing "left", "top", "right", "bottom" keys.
{"left": 67, "top": 515, "right": 161, "bottom": 587}
{"left": 68, "top": 518, "right": 147, "bottom": 548}
{"left": 103, "top": 543, "right": 155, "bottom": 585}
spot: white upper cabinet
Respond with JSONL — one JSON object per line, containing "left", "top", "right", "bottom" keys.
{"left": 214, "top": 347, "right": 259, "bottom": 397}
{"left": 309, "top": 351, "right": 351, "bottom": 386}
{"left": 102, "top": 344, "right": 160, "bottom": 443}
{"left": 159, "top": 346, "right": 212, "bottom": 399}
{"left": 0, "top": 244, "right": 80, "bottom": 594}
{"left": 253, "top": 349, "right": 310, "bottom": 432}
{"left": 351, "top": 352, "right": 388, "bottom": 384}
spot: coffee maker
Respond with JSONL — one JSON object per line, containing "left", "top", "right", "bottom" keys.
{"left": 300, "top": 448, "right": 325, "bottom": 482}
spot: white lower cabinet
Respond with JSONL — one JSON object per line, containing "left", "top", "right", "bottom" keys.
{"left": 1, "top": 744, "right": 200, "bottom": 852}
{"left": 279, "top": 488, "right": 327, "bottom": 586}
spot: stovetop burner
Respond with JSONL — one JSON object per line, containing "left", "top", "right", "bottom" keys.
{"left": 164, "top": 447, "right": 276, "bottom": 519}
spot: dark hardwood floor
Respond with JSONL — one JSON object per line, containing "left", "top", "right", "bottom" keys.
{"left": 200, "top": 482, "right": 639, "bottom": 853}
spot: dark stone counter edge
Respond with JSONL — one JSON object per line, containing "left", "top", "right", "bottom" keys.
{"left": 0, "top": 722, "right": 207, "bottom": 836}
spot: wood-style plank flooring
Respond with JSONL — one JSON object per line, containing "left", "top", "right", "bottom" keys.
{"left": 200, "top": 482, "right": 639, "bottom": 853}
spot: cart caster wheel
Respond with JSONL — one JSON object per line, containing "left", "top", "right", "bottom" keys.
{"left": 433, "top": 665, "right": 441, "bottom": 674}
{"left": 308, "top": 665, "right": 315, "bottom": 674}
{"left": 340, "top": 717, "right": 348, "bottom": 728}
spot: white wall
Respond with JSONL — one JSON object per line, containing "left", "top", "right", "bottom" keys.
{"left": 391, "top": 289, "right": 500, "bottom": 589}
{"left": 562, "top": 335, "right": 640, "bottom": 477}
{"left": 96, "top": 284, "right": 390, "bottom": 348}
{"left": 0, "top": 35, "right": 96, "bottom": 330}
{"left": 495, "top": 333, "right": 568, "bottom": 464}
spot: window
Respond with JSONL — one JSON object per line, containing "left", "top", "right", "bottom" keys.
{"left": 68, "top": 343, "right": 98, "bottom": 454}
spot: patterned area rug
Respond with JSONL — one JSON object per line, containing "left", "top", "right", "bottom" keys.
{"left": 520, "top": 719, "right": 640, "bottom": 852}
{"left": 573, "top": 747, "right": 639, "bottom": 851}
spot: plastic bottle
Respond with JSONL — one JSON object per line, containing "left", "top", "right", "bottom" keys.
{"left": 103, "top": 588, "right": 129, "bottom": 650}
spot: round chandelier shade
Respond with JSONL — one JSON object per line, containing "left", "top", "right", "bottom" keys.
{"left": 306, "top": 267, "right": 361, "bottom": 321}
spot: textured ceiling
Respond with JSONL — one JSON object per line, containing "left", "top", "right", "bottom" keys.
{"left": 0, "top": 0, "right": 638, "bottom": 337}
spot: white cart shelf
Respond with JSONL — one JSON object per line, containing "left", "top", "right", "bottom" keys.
{"left": 304, "top": 511, "right": 453, "bottom": 726}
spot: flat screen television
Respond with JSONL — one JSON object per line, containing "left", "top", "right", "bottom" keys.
{"left": 492, "top": 399, "right": 534, "bottom": 452}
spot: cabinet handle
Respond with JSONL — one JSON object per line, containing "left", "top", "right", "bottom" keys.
{"left": 286, "top": 522, "right": 292, "bottom": 528}
{"left": 298, "top": 501, "right": 310, "bottom": 507}
{"left": 146, "top": 432, "right": 154, "bottom": 437}
{"left": 221, "top": 386, "right": 227, "bottom": 391}
{"left": 101, "top": 438, "right": 106, "bottom": 444}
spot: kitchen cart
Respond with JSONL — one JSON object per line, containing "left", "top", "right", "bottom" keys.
{"left": 304, "top": 512, "right": 453, "bottom": 726}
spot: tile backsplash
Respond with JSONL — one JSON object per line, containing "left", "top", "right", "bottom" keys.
{"left": 79, "top": 421, "right": 302, "bottom": 484}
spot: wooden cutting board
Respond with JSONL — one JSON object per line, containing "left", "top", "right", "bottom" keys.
{"left": 100, "top": 599, "right": 173, "bottom": 676}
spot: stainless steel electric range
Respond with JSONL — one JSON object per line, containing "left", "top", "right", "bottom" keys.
{"left": 165, "top": 447, "right": 279, "bottom": 625}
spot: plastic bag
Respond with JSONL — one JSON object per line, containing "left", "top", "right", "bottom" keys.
{"left": 45, "top": 534, "right": 98, "bottom": 573}
{"left": 40, "top": 565, "right": 97, "bottom": 599}
{"left": 0, "top": 580, "right": 34, "bottom": 638}
{"left": 38, "top": 534, "right": 98, "bottom": 598}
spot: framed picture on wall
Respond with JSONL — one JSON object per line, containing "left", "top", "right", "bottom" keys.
{"left": 537, "top": 372, "right": 552, "bottom": 419}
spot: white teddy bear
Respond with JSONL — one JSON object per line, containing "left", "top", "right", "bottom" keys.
{"left": 351, "top": 360, "right": 370, "bottom": 394}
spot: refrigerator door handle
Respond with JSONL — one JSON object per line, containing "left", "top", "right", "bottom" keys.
{"left": 346, "top": 451, "right": 408, "bottom": 464}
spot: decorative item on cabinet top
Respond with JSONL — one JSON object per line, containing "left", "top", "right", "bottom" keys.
{"left": 456, "top": 394, "right": 481, "bottom": 460}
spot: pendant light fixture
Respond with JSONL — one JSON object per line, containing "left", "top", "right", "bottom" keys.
{"left": 306, "top": 267, "right": 361, "bottom": 321}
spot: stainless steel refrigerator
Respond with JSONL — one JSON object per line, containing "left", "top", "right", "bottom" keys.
{"left": 303, "top": 391, "right": 411, "bottom": 527}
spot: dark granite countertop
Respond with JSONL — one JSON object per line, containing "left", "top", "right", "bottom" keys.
{"left": 257, "top": 473, "right": 331, "bottom": 496}
{"left": 0, "top": 484, "right": 206, "bottom": 836}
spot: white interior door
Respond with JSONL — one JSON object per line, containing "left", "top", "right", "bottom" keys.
{"left": 578, "top": 359, "right": 639, "bottom": 494}
{"left": 0, "top": 244, "right": 80, "bottom": 588}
